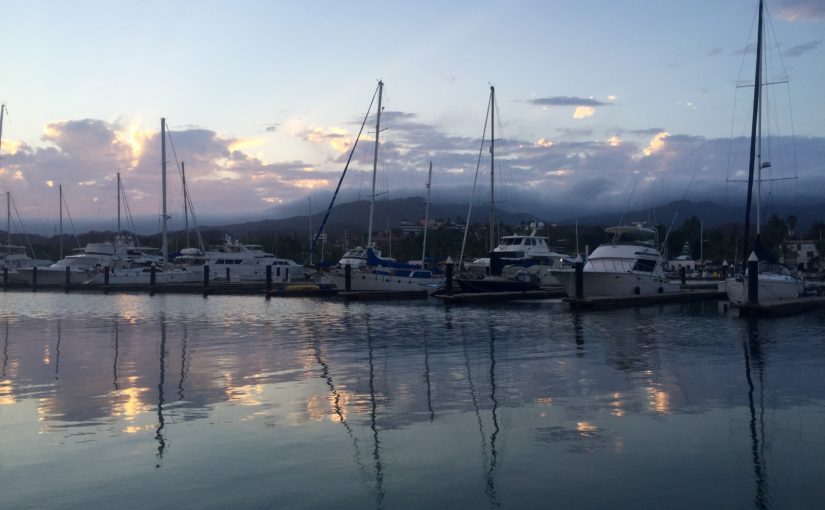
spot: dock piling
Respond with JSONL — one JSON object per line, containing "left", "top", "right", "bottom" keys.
{"left": 574, "top": 255, "right": 584, "bottom": 300}
{"left": 225, "top": 267, "right": 230, "bottom": 282}
{"left": 345, "top": 264, "right": 351, "bottom": 291}
{"left": 2, "top": 267, "right": 6, "bottom": 284}
{"left": 150, "top": 265, "right": 156, "bottom": 287}
{"left": 65, "top": 266, "right": 71, "bottom": 286}
{"left": 266, "top": 265, "right": 272, "bottom": 291}
{"left": 680, "top": 267, "right": 686, "bottom": 286}
{"left": 104, "top": 266, "right": 109, "bottom": 285}
{"left": 445, "top": 257, "right": 453, "bottom": 295}
{"left": 747, "top": 252, "right": 759, "bottom": 305}
{"left": 203, "top": 265, "right": 210, "bottom": 288}
{"left": 32, "top": 266, "right": 37, "bottom": 286}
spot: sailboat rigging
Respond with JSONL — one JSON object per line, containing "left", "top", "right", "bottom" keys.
{"left": 725, "top": 0, "right": 803, "bottom": 304}
{"left": 323, "top": 81, "right": 443, "bottom": 291}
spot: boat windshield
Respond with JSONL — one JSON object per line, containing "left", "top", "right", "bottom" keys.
{"left": 759, "top": 262, "right": 793, "bottom": 276}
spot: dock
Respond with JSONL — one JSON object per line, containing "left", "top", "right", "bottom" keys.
{"left": 564, "top": 289, "right": 726, "bottom": 310}
{"left": 337, "top": 290, "right": 429, "bottom": 301}
{"left": 731, "top": 296, "right": 825, "bottom": 317}
{"left": 433, "top": 288, "right": 566, "bottom": 304}
{"left": 1, "top": 280, "right": 338, "bottom": 297}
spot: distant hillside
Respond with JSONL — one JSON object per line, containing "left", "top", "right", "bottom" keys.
{"left": 208, "top": 197, "right": 539, "bottom": 238}
{"left": 560, "top": 199, "right": 825, "bottom": 232}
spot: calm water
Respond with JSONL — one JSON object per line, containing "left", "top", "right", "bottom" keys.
{"left": 0, "top": 292, "right": 824, "bottom": 509}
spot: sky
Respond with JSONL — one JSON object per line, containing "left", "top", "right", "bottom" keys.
{"left": 0, "top": 0, "right": 823, "bottom": 233}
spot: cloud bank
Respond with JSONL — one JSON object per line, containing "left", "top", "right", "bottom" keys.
{"left": 1, "top": 111, "right": 823, "bottom": 231}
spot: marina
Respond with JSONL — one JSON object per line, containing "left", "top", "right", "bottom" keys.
{"left": 1, "top": 0, "right": 823, "bottom": 508}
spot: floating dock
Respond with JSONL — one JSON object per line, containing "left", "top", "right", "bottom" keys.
{"left": 433, "top": 288, "right": 566, "bottom": 304}
{"left": 337, "top": 290, "right": 429, "bottom": 301}
{"left": 564, "top": 289, "right": 726, "bottom": 310}
{"left": 731, "top": 296, "right": 825, "bottom": 317}
{"left": 1, "top": 280, "right": 338, "bottom": 297}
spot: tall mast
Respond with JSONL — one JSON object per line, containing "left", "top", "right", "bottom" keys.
{"left": 0, "top": 104, "right": 5, "bottom": 158}
{"left": 756, "top": 36, "right": 764, "bottom": 236}
{"left": 2, "top": 106, "right": 8, "bottom": 254}
{"left": 367, "top": 80, "right": 383, "bottom": 248}
{"left": 742, "top": 0, "right": 764, "bottom": 265}
{"left": 489, "top": 86, "right": 496, "bottom": 252}
{"left": 6, "top": 192, "right": 10, "bottom": 255}
{"left": 182, "top": 162, "right": 189, "bottom": 249}
{"left": 161, "top": 118, "right": 168, "bottom": 262}
{"left": 59, "top": 186, "right": 63, "bottom": 259}
{"left": 421, "top": 161, "right": 433, "bottom": 268}
{"left": 117, "top": 172, "right": 121, "bottom": 234}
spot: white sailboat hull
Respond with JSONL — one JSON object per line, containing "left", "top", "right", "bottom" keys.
{"left": 327, "top": 270, "right": 442, "bottom": 292}
{"left": 725, "top": 275, "right": 803, "bottom": 305}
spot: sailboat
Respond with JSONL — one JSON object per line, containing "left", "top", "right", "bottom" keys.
{"left": 725, "top": 0, "right": 803, "bottom": 305}
{"left": 12, "top": 186, "right": 136, "bottom": 285}
{"left": 455, "top": 86, "right": 549, "bottom": 293}
{"left": 89, "top": 119, "right": 203, "bottom": 285}
{"left": 1, "top": 192, "right": 53, "bottom": 272}
{"left": 321, "top": 81, "right": 443, "bottom": 292}
{"left": 0, "top": 106, "right": 53, "bottom": 273}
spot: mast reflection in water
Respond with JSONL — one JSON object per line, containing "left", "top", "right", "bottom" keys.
{"left": 0, "top": 293, "right": 823, "bottom": 510}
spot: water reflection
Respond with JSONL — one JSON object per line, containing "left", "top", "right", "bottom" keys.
{"left": 308, "top": 334, "right": 369, "bottom": 484}
{"left": 155, "top": 318, "right": 167, "bottom": 467}
{"left": 178, "top": 324, "right": 188, "bottom": 402}
{"left": 366, "top": 315, "right": 385, "bottom": 508}
{"left": 2, "top": 320, "right": 8, "bottom": 377}
{"left": 744, "top": 318, "right": 770, "bottom": 510}
{"left": 423, "top": 336, "right": 434, "bottom": 422}
{"left": 0, "top": 295, "right": 823, "bottom": 509}
{"left": 485, "top": 322, "right": 501, "bottom": 508}
{"left": 54, "top": 319, "right": 62, "bottom": 380}
{"left": 112, "top": 321, "right": 120, "bottom": 392}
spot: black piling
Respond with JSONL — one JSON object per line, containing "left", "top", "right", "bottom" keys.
{"left": 747, "top": 252, "right": 759, "bottom": 305}
{"left": 445, "top": 259, "right": 454, "bottom": 295}
{"left": 344, "top": 264, "right": 352, "bottom": 292}
{"left": 2, "top": 267, "right": 6, "bottom": 285}
{"left": 574, "top": 255, "right": 584, "bottom": 300}
{"left": 225, "top": 267, "right": 230, "bottom": 282}
{"left": 150, "top": 265, "right": 157, "bottom": 287}
{"left": 285, "top": 267, "right": 289, "bottom": 282}
{"left": 32, "top": 266, "right": 37, "bottom": 286}
{"left": 65, "top": 266, "right": 71, "bottom": 286}
{"left": 203, "top": 265, "right": 210, "bottom": 288}
{"left": 266, "top": 265, "right": 272, "bottom": 291}
{"left": 680, "top": 267, "right": 687, "bottom": 285}
{"left": 104, "top": 266, "right": 110, "bottom": 285}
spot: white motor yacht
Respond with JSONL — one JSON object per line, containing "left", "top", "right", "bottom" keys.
{"left": 12, "top": 241, "right": 132, "bottom": 284}
{"left": 88, "top": 264, "right": 203, "bottom": 285}
{"left": 1, "top": 244, "right": 53, "bottom": 272}
{"left": 553, "top": 224, "right": 680, "bottom": 297}
{"left": 176, "top": 235, "right": 309, "bottom": 282}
